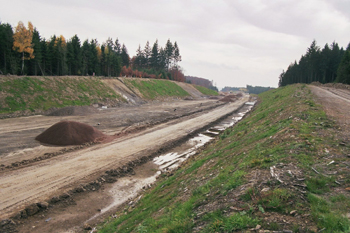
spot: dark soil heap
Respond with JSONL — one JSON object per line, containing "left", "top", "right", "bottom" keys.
{"left": 220, "top": 93, "right": 243, "bottom": 102}
{"left": 35, "top": 121, "right": 106, "bottom": 146}
{"left": 47, "top": 106, "right": 98, "bottom": 116}
{"left": 220, "top": 95, "right": 237, "bottom": 102}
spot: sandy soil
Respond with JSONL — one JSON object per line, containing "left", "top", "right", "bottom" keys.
{"left": 0, "top": 97, "right": 249, "bottom": 232}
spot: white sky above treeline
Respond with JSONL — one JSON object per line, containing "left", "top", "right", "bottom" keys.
{"left": 1, "top": 0, "right": 350, "bottom": 89}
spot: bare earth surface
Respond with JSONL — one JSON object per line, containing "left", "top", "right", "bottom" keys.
{"left": 310, "top": 85, "right": 350, "bottom": 141}
{"left": 0, "top": 97, "right": 249, "bottom": 232}
{"left": 2, "top": 86, "right": 350, "bottom": 232}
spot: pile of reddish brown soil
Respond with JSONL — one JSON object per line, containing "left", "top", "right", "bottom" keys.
{"left": 35, "top": 121, "right": 106, "bottom": 146}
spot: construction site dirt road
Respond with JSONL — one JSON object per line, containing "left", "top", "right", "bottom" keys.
{"left": 0, "top": 96, "right": 249, "bottom": 232}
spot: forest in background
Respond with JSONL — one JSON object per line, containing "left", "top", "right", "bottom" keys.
{"left": 279, "top": 40, "right": 350, "bottom": 86}
{"left": 0, "top": 21, "right": 185, "bottom": 82}
{"left": 221, "top": 85, "right": 273, "bottom": 94}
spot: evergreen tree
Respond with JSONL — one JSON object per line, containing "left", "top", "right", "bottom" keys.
{"left": 305, "top": 40, "right": 321, "bottom": 83}
{"left": 88, "top": 39, "right": 99, "bottom": 75}
{"left": 173, "top": 41, "right": 181, "bottom": 68}
{"left": 320, "top": 43, "right": 331, "bottom": 83}
{"left": 66, "top": 34, "right": 81, "bottom": 75}
{"left": 30, "top": 28, "right": 43, "bottom": 75}
{"left": 164, "top": 39, "right": 173, "bottom": 70}
{"left": 105, "top": 38, "right": 114, "bottom": 76}
{"left": 336, "top": 45, "right": 350, "bottom": 84}
{"left": 100, "top": 44, "right": 106, "bottom": 75}
{"left": 40, "top": 38, "right": 48, "bottom": 75}
{"left": 144, "top": 41, "right": 151, "bottom": 68}
{"left": 158, "top": 47, "right": 166, "bottom": 71}
{"left": 329, "top": 42, "right": 344, "bottom": 82}
{"left": 121, "top": 44, "right": 129, "bottom": 67}
{"left": 112, "top": 52, "right": 122, "bottom": 76}
{"left": 46, "top": 35, "right": 57, "bottom": 75}
{"left": 81, "top": 39, "right": 90, "bottom": 75}
{"left": 134, "top": 44, "right": 144, "bottom": 69}
{"left": 114, "top": 38, "right": 121, "bottom": 55}
{"left": 56, "top": 35, "right": 68, "bottom": 75}
{"left": 150, "top": 40, "right": 159, "bottom": 69}
{"left": 0, "top": 22, "right": 14, "bottom": 74}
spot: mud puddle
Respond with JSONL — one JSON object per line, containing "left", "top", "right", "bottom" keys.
{"left": 86, "top": 101, "right": 256, "bottom": 226}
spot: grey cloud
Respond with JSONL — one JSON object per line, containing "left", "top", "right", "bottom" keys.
{"left": 1, "top": 0, "right": 350, "bottom": 89}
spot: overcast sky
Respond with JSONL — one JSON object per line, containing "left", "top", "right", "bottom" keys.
{"left": 1, "top": 0, "right": 350, "bottom": 89}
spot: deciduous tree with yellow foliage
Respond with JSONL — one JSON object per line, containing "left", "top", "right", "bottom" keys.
{"left": 13, "top": 21, "right": 35, "bottom": 74}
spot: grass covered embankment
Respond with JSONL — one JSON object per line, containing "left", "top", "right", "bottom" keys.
{"left": 98, "top": 84, "right": 350, "bottom": 233}
{"left": 123, "top": 79, "right": 190, "bottom": 100}
{"left": 193, "top": 85, "right": 219, "bottom": 96}
{"left": 0, "top": 76, "right": 120, "bottom": 114}
{"left": 0, "top": 76, "right": 218, "bottom": 116}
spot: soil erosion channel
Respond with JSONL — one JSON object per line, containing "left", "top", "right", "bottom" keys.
{"left": 0, "top": 96, "right": 248, "bottom": 226}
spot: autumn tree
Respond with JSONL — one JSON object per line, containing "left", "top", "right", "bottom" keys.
{"left": 13, "top": 21, "right": 35, "bottom": 74}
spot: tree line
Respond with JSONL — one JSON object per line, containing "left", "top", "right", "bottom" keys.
{"left": 246, "top": 85, "right": 273, "bottom": 94}
{"left": 0, "top": 21, "right": 184, "bottom": 81}
{"left": 185, "top": 76, "right": 218, "bottom": 91}
{"left": 279, "top": 40, "right": 350, "bottom": 86}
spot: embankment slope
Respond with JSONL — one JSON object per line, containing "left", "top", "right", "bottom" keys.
{"left": 0, "top": 76, "right": 214, "bottom": 117}
{"left": 98, "top": 84, "right": 350, "bottom": 233}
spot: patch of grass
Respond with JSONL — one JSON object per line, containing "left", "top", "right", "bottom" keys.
{"left": 306, "top": 175, "right": 335, "bottom": 194}
{"left": 97, "top": 84, "right": 350, "bottom": 232}
{"left": 309, "top": 194, "right": 350, "bottom": 232}
{"left": 0, "top": 76, "right": 120, "bottom": 114}
{"left": 125, "top": 79, "right": 189, "bottom": 99}
{"left": 258, "top": 188, "right": 293, "bottom": 212}
{"left": 193, "top": 85, "right": 219, "bottom": 96}
{"left": 203, "top": 211, "right": 259, "bottom": 232}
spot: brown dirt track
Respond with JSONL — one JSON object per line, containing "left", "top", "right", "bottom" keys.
{"left": 0, "top": 96, "right": 249, "bottom": 232}
{"left": 310, "top": 85, "right": 350, "bottom": 142}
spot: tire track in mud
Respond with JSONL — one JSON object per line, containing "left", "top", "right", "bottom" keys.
{"left": 318, "top": 86, "right": 350, "bottom": 103}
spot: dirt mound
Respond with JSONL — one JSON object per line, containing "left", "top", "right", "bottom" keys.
{"left": 47, "top": 106, "right": 98, "bottom": 116}
{"left": 220, "top": 95, "right": 237, "bottom": 102}
{"left": 35, "top": 121, "right": 106, "bottom": 146}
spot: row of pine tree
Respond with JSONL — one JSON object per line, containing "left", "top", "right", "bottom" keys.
{"left": 0, "top": 21, "right": 183, "bottom": 80}
{"left": 279, "top": 40, "right": 350, "bottom": 86}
